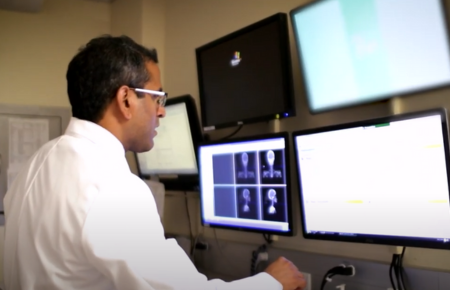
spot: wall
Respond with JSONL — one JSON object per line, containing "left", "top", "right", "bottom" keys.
{"left": 0, "top": 0, "right": 111, "bottom": 284}
{"left": 194, "top": 237, "right": 450, "bottom": 290}
{"left": 0, "top": 0, "right": 110, "bottom": 107}
{"left": 162, "top": 0, "right": 450, "bottom": 273}
{"left": 143, "top": 0, "right": 166, "bottom": 85}
{"left": 111, "top": 0, "right": 143, "bottom": 43}
{"left": 0, "top": 0, "right": 168, "bottom": 283}
{"left": 110, "top": 0, "right": 167, "bottom": 171}
{"left": 1, "top": 0, "right": 450, "bottom": 284}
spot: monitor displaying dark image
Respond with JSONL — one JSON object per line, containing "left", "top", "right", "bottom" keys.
{"left": 293, "top": 108, "right": 450, "bottom": 249}
{"left": 135, "top": 95, "right": 203, "bottom": 191}
{"left": 196, "top": 13, "right": 295, "bottom": 131}
{"left": 198, "top": 132, "right": 294, "bottom": 235}
{"left": 290, "top": 0, "right": 450, "bottom": 113}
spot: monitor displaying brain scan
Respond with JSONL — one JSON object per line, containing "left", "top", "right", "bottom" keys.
{"left": 198, "top": 132, "right": 294, "bottom": 235}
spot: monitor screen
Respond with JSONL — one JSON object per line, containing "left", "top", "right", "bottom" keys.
{"left": 293, "top": 108, "right": 450, "bottom": 249}
{"left": 198, "top": 132, "right": 294, "bottom": 235}
{"left": 196, "top": 13, "right": 295, "bottom": 131}
{"left": 290, "top": 0, "right": 450, "bottom": 113}
{"left": 135, "top": 95, "right": 203, "bottom": 191}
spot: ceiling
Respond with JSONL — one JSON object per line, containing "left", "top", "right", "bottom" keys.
{"left": 0, "top": 0, "right": 114, "bottom": 13}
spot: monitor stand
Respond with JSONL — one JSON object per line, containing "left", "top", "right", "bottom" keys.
{"left": 389, "top": 96, "right": 403, "bottom": 115}
{"left": 150, "top": 174, "right": 160, "bottom": 182}
{"left": 270, "top": 118, "right": 281, "bottom": 133}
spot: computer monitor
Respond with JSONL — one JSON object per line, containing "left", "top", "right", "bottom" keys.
{"left": 290, "top": 0, "right": 450, "bottom": 113}
{"left": 135, "top": 95, "right": 203, "bottom": 191}
{"left": 196, "top": 13, "right": 295, "bottom": 131}
{"left": 293, "top": 108, "right": 450, "bottom": 249}
{"left": 198, "top": 132, "right": 294, "bottom": 235}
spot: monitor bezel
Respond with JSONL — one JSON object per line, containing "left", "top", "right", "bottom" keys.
{"left": 289, "top": 0, "right": 450, "bottom": 114}
{"left": 292, "top": 107, "right": 450, "bottom": 249}
{"left": 195, "top": 12, "right": 296, "bottom": 131}
{"left": 135, "top": 94, "right": 204, "bottom": 191}
{"left": 198, "top": 132, "right": 295, "bottom": 236}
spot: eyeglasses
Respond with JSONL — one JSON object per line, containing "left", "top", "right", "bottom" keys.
{"left": 130, "top": 88, "right": 168, "bottom": 107}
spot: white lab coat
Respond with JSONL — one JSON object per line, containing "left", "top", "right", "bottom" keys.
{"left": 3, "top": 117, "right": 282, "bottom": 290}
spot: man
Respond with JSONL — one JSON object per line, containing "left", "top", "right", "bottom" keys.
{"left": 3, "top": 35, "right": 306, "bottom": 290}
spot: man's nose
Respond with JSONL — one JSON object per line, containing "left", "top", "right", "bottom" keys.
{"left": 158, "top": 106, "right": 166, "bottom": 118}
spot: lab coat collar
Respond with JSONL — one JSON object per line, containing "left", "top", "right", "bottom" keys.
{"left": 65, "top": 117, "right": 125, "bottom": 156}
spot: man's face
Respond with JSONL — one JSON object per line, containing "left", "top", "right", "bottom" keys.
{"left": 133, "top": 61, "right": 166, "bottom": 152}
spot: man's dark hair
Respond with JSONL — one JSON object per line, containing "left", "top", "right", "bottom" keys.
{"left": 66, "top": 35, "right": 158, "bottom": 123}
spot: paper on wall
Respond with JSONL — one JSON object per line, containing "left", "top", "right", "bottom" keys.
{"left": 7, "top": 117, "right": 49, "bottom": 188}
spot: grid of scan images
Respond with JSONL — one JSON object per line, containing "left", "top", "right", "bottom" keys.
{"left": 212, "top": 149, "right": 287, "bottom": 222}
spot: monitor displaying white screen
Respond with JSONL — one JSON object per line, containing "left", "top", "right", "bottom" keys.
{"left": 290, "top": 0, "right": 450, "bottom": 113}
{"left": 293, "top": 108, "right": 450, "bottom": 249}
{"left": 137, "top": 102, "right": 197, "bottom": 175}
{"left": 199, "top": 133, "right": 294, "bottom": 235}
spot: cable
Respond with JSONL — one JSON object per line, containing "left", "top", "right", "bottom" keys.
{"left": 250, "top": 234, "right": 275, "bottom": 275}
{"left": 250, "top": 243, "right": 268, "bottom": 275}
{"left": 213, "top": 229, "right": 241, "bottom": 268}
{"left": 263, "top": 233, "right": 273, "bottom": 245}
{"left": 213, "top": 228, "right": 222, "bottom": 252}
{"left": 184, "top": 192, "right": 195, "bottom": 255}
{"left": 191, "top": 234, "right": 200, "bottom": 259}
{"left": 389, "top": 247, "right": 407, "bottom": 290}
{"left": 219, "top": 125, "right": 243, "bottom": 140}
{"left": 398, "top": 247, "right": 407, "bottom": 290}
{"left": 393, "top": 255, "right": 402, "bottom": 290}
{"left": 389, "top": 254, "right": 399, "bottom": 290}
{"left": 399, "top": 247, "right": 407, "bottom": 289}
{"left": 320, "top": 265, "right": 355, "bottom": 290}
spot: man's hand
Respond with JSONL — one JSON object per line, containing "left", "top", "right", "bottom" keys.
{"left": 264, "top": 257, "right": 306, "bottom": 290}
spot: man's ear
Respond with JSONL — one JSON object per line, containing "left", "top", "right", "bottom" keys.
{"left": 115, "top": 86, "right": 135, "bottom": 120}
